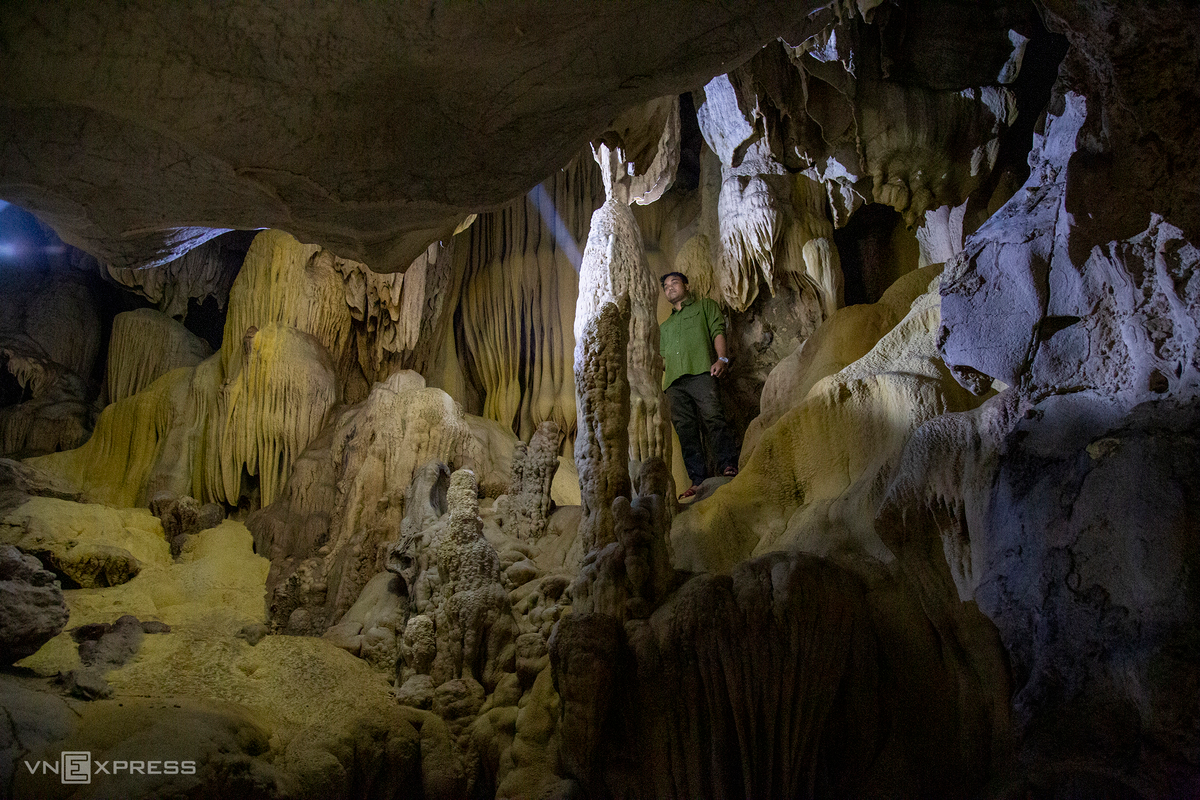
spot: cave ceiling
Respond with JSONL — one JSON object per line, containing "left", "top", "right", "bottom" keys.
{"left": 0, "top": 0, "right": 818, "bottom": 272}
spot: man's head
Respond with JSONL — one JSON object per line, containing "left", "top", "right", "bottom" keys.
{"left": 660, "top": 271, "right": 689, "bottom": 305}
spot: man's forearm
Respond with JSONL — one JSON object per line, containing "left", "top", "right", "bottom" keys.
{"left": 713, "top": 333, "right": 727, "bottom": 361}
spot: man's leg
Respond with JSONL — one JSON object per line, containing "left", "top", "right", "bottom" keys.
{"left": 691, "top": 373, "right": 739, "bottom": 473}
{"left": 665, "top": 378, "right": 707, "bottom": 487}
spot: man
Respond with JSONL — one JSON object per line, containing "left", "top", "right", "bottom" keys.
{"left": 658, "top": 271, "right": 739, "bottom": 500}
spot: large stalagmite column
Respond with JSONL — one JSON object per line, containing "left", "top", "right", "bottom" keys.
{"left": 572, "top": 301, "right": 632, "bottom": 555}
{"left": 574, "top": 95, "right": 679, "bottom": 483}
{"left": 573, "top": 95, "right": 680, "bottom": 555}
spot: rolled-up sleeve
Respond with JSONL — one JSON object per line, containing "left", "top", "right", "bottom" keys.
{"left": 702, "top": 298, "right": 725, "bottom": 339}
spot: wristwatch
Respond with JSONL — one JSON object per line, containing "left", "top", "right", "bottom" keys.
{"left": 718, "top": 357, "right": 729, "bottom": 363}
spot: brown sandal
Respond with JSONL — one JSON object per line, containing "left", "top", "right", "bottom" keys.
{"left": 678, "top": 485, "right": 700, "bottom": 500}
{"left": 722, "top": 466, "right": 739, "bottom": 478}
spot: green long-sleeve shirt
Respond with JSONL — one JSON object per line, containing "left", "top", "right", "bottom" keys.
{"left": 659, "top": 295, "right": 725, "bottom": 389}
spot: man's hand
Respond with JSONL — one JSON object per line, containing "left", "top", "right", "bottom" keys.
{"left": 711, "top": 333, "right": 729, "bottom": 378}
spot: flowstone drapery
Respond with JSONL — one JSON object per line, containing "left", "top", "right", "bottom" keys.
{"left": 457, "top": 159, "right": 604, "bottom": 443}
{"left": 105, "top": 309, "right": 211, "bottom": 405}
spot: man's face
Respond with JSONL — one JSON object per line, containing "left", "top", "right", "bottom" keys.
{"left": 662, "top": 275, "right": 687, "bottom": 304}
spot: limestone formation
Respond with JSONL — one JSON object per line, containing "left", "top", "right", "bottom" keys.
{"left": 0, "top": 2, "right": 808, "bottom": 272}
{"left": 551, "top": 550, "right": 1006, "bottom": 799}
{"left": 28, "top": 231, "right": 350, "bottom": 510}
{"left": 0, "top": 259, "right": 101, "bottom": 456}
{"left": 457, "top": 159, "right": 603, "bottom": 443}
{"left": 495, "top": 420, "right": 561, "bottom": 542}
{"left": 573, "top": 301, "right": 632, "bottom": 555}
{"left": 1, "top": 497, "right": 170, "bottom": 589}
{"left": 673, "top": 270, "right": 985, "bottom": 575}
{"left": 577, "top": 99, "right": 680, "bottom": 474}
{"left": 251, "top": 373, "right": 481, "bottom": 634}
{"left": 104, "top": 230, "right": 253, "bottom": 320}
{"left": 592, "top": 95, "right": 681, "bottom": 208}
{"left": 28, "top": 367, "right": 193, "bottom": 507}
{"left": 148, "top": 494, "right": 224, "bottom": 556}
{"left": 0, "top": 344, "right": 93, "bottom": 457}
{"left": 1, "top": 2, "right": 1199, "bottom": 797}
{"left": 742, "top": 264, "right": 945, "bottom": 462}
{"left": 104, "top": 308, "right": 212, "bottom": 405}
{"left": 0, "top": 544, "right": 68, "bottom": 664}
{"left": 332, "top": 240, "right": 458, "bottom": 390}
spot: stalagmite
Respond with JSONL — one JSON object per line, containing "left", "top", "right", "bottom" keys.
{"left": 572, "top": 301, "right": 632, "bottom": 555}
{"left": 495, "top": 420, "right": 561, "bottom": 542}
{"left": 576, "top": 96, "right": 680, "bottom": 473}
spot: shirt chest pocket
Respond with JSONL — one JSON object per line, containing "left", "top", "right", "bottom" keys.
{"left": 677, "top": 304, "right": 703, "bottom": 323}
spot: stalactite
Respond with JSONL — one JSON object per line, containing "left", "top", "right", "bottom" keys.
{"left": 458, "top": 157, "right": 603, "bottom": 442}
{"left": 105, "top": 308, "right": 212, "bottom": 405}
{"left": 333, "top": 239, "right": 456, "bottom": 384}
{"left": 213, "top": 323, "right": 339, "bottom": 508}
{"left": 105, "top": 231, "right": 250, "bottom": 320}
{"left": 716, "top": 164, "right": 786, "bottom": 311}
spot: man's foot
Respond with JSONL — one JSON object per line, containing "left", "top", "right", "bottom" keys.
{"left": 722, "top": 466, "right": 739, "bottom": 478}
{"left": 679, "top": 485, "right": 701, "bottom": 500}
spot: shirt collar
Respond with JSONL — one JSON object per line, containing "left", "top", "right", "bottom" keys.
{"left": 671, "top": 295, "right": 695, "bottom": 313}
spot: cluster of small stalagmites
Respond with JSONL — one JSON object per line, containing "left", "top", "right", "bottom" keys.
{"left": 494, "top": 420, "right": 561, "bottom": 541}
{"left": 378, "top": 460, "right": 578, "bottom": 797}
{"left": 393, "top": 468, "right": 516, "bottom": 702}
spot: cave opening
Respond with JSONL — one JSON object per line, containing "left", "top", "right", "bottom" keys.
{"left": 0, "top": 357, "right": 33, "bottom": 406}
{"left": 834, "top": 203, "right": 921, "bottom": 306}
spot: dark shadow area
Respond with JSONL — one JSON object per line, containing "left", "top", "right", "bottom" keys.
{"left": 835, "top": 204, "right": 917, "bottom": 306}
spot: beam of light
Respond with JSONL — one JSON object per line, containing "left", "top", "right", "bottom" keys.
{"left": 528, "top": 184, "right": 583, "bottom": 272}
{"left": 0, "top": 242, "right": 20, "bottom": 259}
{"left": 0, "top": 200, "right": 9, "bottom": 211}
